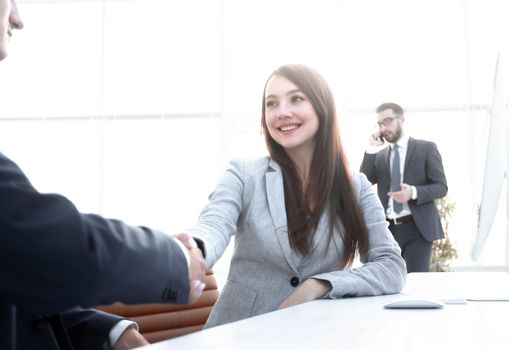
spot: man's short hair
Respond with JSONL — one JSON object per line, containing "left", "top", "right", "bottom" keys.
{"left": 376, "top": 103, "right": 404, "bottom": 116}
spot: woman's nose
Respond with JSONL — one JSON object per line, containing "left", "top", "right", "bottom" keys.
{"left": 10, "top": 1, "right": 24, "bottom": 30}
{"left": 278, "top": 102, "right": 292, "bottom": 118}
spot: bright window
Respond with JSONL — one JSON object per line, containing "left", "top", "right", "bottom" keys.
{"left": 1, "top": 0, "right": 508, "bottom": 279}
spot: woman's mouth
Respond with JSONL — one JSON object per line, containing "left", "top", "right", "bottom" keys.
{"left": 279, "top": 124, "right": 300, "bottom": 132}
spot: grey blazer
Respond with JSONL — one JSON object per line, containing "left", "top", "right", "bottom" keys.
{"left": 188, "top": 157, "right": 406, "bottom": 327}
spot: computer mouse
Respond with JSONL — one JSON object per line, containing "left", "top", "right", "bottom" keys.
{"left": 384, "top": 296, "right": 445, "bottom": 309}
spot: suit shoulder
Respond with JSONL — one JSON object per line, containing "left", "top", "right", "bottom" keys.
{"left": 230, "top": 156, "right": 270, "bottom": 168}
{"left": 350, "top": 172, "right": 372, "bottom": 194}
{"left": 228, "top": 156, "right": 271, "bottom": 178}
{"left": 410, "top": 137, "right": 438, "bottom": 148}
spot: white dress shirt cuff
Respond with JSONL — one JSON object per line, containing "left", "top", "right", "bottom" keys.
{"left": 411, "top": 186, "right": 417, "bottom": 200}
{"left": 107, "top": 320, "right": 138, "bottom": 349}
{"left": 366, "top": 144, "right": 388, "bottom": 154}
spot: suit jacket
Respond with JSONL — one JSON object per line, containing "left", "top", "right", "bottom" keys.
{"left": 359, "top": 137, "right": 448, "bottom": 242}
{"left": 187, "top": 157, "right": 406, "bottom": 327}
{"left": 3, "top": 306, "right": 123, "bottom": 350}
{"left": 0, "top": 152, "right": 190, "bottom": 349}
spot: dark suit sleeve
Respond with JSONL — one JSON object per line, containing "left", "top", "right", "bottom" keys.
{"left": 414, "top": 142, "right": 448, "bottom": 205}
{"left": 0, "top": 153, "right": 190, "bottom": 314}
{"left": 61, "top": 307, "right": 124, "bottom": 350}
{"left": 359, "top": 152, "right": 377, "bottom": 185}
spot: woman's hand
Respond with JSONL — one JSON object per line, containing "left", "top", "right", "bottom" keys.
{"left": 175, "top": 233, "right": 207, "bottom": 304}
{"left": 278, "top": 278, "right": 331, "bottom": 310}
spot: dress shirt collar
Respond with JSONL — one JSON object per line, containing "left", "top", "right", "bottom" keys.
{"left": 391, "top": 133, "right": 409, "bottom": 150}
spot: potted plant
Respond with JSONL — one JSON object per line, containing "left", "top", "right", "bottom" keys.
{"left": 430, "top": 196, "right": 458, "bottom": 272}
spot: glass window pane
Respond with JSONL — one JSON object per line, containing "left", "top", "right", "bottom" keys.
{"left": 0, "top": 2, "right": 103, "bottom": 118}
{"left": 102, "top": 0, "right": 222, "bottom": 115}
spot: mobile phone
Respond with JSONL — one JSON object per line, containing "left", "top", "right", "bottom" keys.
{"left": 378, "top": 133, "right": 384, "bottom": 143}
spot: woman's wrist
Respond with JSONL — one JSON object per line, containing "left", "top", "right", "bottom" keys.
{"left": 304, "top": 278, "right": 332, "bottom": 299}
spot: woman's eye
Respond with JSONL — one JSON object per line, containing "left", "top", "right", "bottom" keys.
{"left": 266, "top": 100, "right": 278, "bottom": 108}
{"left": 292, "top": 95, "right": 305, "bottom": 103}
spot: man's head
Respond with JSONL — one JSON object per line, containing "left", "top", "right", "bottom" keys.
{"left": 375, "top": 102, "right": 405, "bottom": 143}
{"left": 0, "top": 0, "right": 23, "bottom": 61}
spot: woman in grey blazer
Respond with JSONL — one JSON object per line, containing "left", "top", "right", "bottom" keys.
{"left": 187, "top": 64, "right": 406, "bottom": 327}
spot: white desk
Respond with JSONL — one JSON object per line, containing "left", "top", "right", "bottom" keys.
{"left": 143, "top": 272, "right": 509, "bottom": 350}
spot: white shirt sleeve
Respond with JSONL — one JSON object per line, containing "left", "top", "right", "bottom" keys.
{"left": 411, "top": 185, "right": 418, "bottom": 200}
{"left": 366, "top": 144, "right": 386, "bottom": 154}
{"left": 106, "top": 320, "right": 138, "bottom": 350}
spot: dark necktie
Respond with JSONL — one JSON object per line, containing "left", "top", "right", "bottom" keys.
{"left": 391, "top": 145, "right": 403, "bottom": 213}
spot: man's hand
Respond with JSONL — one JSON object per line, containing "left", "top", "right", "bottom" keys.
{"left": 277, "top": 279, "right": 331, "bottom": 310}
{"left": 113, "top": 327, "right": 149, "bottom": 350}
{"left": 175, "top": 233, "right": 207, "bottom": 303}
{"left": 388, "top": 182, "right": 413, "bottom": 204}
{"left": 369, "top": 131, "right": 384, "bottom": 147}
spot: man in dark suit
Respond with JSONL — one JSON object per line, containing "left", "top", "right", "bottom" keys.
{"left": 360, "top": 103, "right": 448, "bottom": 272}
{"left": 0, "top": 1, "right": 206, "bottom": 349}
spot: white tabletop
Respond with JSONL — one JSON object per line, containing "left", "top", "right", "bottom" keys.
{"left": 143, "top": 272, "right": 509, "bottom": 350}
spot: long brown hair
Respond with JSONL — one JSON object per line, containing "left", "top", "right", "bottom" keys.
{"left": 261, "top": 64, "right": 368, "bottom": 268}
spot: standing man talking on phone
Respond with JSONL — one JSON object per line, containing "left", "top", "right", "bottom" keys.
{"left": 360, "top": 103, "right": 448, "bottom": 272}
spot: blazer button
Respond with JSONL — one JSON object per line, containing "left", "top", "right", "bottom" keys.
{"left": 290, "top": 276, "right": 300, "bottom": 287}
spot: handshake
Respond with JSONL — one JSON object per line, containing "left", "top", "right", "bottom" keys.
{"left": 175, "top": 233, "right": 208, "bottom": 304}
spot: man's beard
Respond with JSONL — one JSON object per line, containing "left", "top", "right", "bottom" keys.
{"left": 385, "top": 124, "right": 403, "bottom": 143}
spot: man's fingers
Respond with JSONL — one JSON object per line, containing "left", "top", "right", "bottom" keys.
{"left": 176, "top": 232, "right": 197, "bottom": 249}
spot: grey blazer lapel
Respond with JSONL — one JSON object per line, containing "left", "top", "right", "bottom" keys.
{"left": 265, "top": 159, "right": 300, "bottom": 272}
{"left": 379, "top": 146, "right": 391, "bottom": 185}
{"left": 375, "top": 146, "right": 391, "bottom": 209}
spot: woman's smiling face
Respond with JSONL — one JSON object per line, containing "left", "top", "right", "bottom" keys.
{"left": 264, "top": 74, "right": 319, "bottom": 155}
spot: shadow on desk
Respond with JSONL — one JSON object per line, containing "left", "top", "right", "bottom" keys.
{"left": 97, "top": 269, "right": 218, "bottom": 343}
